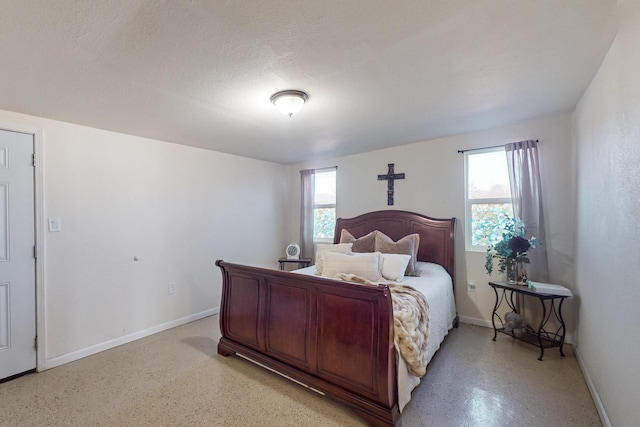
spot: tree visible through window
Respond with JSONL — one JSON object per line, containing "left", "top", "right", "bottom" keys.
{"left": 466, "top": 149, "right": 513, "bottom": 250}
{"left": 313, "top": 169, "right": 336, "bottom": 240}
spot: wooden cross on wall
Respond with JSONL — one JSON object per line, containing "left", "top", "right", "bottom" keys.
{"left": 377, "top": 163, "right": 405, "bottom": 206}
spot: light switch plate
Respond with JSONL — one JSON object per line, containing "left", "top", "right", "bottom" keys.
{"left": 48, "top": 217, "right": 61, "bottom": 232}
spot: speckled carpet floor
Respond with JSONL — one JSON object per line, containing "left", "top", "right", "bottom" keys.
{"left": 0, "top": 316, "right": 601, "bottom": 426}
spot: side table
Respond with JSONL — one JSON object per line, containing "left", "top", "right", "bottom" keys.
{"left": 278, "top": 257, "right": 312, "bottom": 271}
{"left": 488, "top": 281, "right": 570, "bottom": 361}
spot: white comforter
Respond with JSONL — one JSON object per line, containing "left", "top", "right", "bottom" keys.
{"left": 293, "top": 261, "right": 456, "bottom": 411}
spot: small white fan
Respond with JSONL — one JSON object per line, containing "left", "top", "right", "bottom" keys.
{"left": 286, "top": 243, "right": 301, "bottom": 259}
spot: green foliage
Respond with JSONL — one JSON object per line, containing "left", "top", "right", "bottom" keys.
{"left": 484, "top": 216, "right": 542, "bottom": 275}
{"left": 471, "top": 204, "right": 513, "bottom": 246}
{"left": 313, "top": 208, "right": 335, "bottom": 239}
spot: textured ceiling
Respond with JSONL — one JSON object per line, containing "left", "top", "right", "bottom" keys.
{"left": 0, "top": 1, "right": 616, "bottom": 164}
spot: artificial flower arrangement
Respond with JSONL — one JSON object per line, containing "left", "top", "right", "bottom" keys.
{"left": 485, "top": 217, "right": 541, "bottom": 281}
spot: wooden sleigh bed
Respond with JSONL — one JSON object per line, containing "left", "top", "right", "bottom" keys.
{"left": 216, "top": 210, "right": 456, "bottom": 426}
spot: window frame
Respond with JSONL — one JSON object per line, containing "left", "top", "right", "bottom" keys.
{"left": 464, "top": 148, "right": 513, "bottom": 252}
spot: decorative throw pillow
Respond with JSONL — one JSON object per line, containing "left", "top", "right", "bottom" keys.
{"left": 320, "top": 251, "right": 383, "bottom": 282}
{"left": 315, "top": 243, "right": 353, "bottom": 275}
{"left": 339, "top": 229, "right": 378, "bottom": 253}
{"left": 380, "top": 253, "right": 412, "bottom": 281}
{"left": 375, "top": 232, "right": 420, "bottom": 276}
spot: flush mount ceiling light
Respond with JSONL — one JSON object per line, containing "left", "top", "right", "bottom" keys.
{"left": 270, "top": 90, "right": 308, "bottom": 117}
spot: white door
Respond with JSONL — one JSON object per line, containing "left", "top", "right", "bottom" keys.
{"left": 0, "top": 129, "right": 36, "bottom": 380}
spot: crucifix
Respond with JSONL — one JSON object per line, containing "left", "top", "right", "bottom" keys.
{"left": 377, "top": 163, "right": 405, "bottom": 206}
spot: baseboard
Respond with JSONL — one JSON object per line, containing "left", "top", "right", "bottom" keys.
{"left": 458, "top": 315, "right": 493, "bottom": 328}
{"left": 43, "top": 307, "right": 219, "bottom": 370}
{"left": 573, "top": 345, "right": 611, "bottom": 427}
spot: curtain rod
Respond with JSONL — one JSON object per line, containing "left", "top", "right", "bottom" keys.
{"left": 457, "top": 139, "right": 539, "bottom": 154}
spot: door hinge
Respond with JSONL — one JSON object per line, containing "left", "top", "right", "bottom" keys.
{"left": 32, "top": 153, "right": 36, "bottom": 167}
{"left": 34, "top": 245, "right": 38, "bottom": 259}
{"left": 34, "top": 336, "right": 38, "bottom": 350}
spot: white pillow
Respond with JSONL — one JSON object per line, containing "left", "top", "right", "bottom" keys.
{"left": 321, "top": 251, "right": 383, "bottom": 282}
{"left": 380, "top": 253, "right": 412, "bottom": 281}
{"left": 315, "top": 243, "right": 353, "bottom": 275}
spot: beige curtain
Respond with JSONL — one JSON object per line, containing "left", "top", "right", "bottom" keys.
{"left": 300, "top": 169, "right": 315, "bottom": 260}
{"left": 506, "top": 140, "right": 549, "bottom": 282}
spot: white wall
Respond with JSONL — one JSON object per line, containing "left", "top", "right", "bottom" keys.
{"left": 572, "top": 1, "right": 640, "bottom": 425}
{"left": 287, "top": 112, "right": 576, "bottom": 331}
{"left": 0, "top": 109, "right": 288, "bottom": 368}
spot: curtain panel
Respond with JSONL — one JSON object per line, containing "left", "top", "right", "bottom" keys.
{"left": 300, "top": 169, "right": 315, "bottom": 260}
{"left": 505, "top": 140, "right": 550, "bottom": 282}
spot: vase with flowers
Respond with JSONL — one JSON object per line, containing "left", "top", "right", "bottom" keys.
{"left": 485, "top": 217, "right": 541, "bottom": 285}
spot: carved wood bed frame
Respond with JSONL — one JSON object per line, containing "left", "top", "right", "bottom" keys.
{"left": 216, "top": 210, "right": 456, "bottom": 426}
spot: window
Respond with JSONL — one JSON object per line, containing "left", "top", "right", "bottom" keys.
{"left": 465, "top": 148, "right": 513, "bottom": 251}
{"left": 313, "top": 168, "right": 336, "bottom": 241}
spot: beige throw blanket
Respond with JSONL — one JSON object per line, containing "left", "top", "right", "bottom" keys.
{"left": 334, "top": 274, "right": 430, "bottom": 377}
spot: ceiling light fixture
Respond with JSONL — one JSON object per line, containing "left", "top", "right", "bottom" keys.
{"left": 270, "top": 90, "right": 308, "bottom": 117}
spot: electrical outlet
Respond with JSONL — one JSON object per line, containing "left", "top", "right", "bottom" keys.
{"left": 467, "top": 280, "right": 476, "bottom": 292}
{"left": 168, "top": 282, "right": 176, "bottom": 295}
{"left": 48, "top": 217, "right": 62, "bottom": 232}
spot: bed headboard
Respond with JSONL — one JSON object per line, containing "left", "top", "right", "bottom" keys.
{"left": 333, "top": 210, "right": 456, "bottom": 283}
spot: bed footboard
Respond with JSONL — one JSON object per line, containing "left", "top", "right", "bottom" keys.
{"left": 216, "top": 260, "right": 400, "bottom": 427}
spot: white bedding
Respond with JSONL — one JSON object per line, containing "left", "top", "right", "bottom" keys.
{"left": 292, "top": 261, "right": 456, "bottom": 411}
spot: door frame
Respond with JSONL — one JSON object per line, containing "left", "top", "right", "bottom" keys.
{"left": 0, "top": 119, "right": 45, "bottom": 372}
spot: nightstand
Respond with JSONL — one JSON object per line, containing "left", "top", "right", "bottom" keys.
{"left": 278, "top": 257, "right": 312, "bottom": 271}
